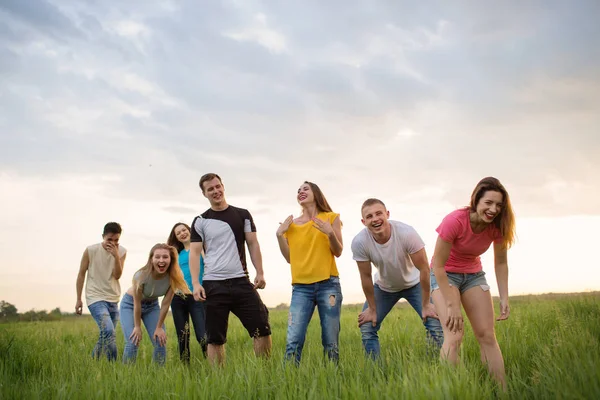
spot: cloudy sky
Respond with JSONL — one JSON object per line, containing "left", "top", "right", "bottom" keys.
{"left": 1, "top": 0, "right": 598, "bottom": 313}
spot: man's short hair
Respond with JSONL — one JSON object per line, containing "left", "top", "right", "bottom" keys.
{"left": 199, "top": 173, "right": 223, "bottom": 192}
{"left": 103, "top": 222, "right": 122, "bottom": 236}
{"left": 361, "top": 198, "right": 386, "bottom": 211}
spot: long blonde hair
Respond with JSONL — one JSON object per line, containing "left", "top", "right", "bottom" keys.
{"left": 133, "top": 243, "right": 191, "bottom": 296}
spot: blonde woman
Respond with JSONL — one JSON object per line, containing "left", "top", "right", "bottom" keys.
{"left": 120, "top": 243, "right": 190, "bottom": 364}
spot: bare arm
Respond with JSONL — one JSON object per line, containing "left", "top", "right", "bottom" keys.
{"left": 245, "top": 232, "right": 264, "bottom": 276}
{"left": 494, "top": 242, "right": 510, "bottom": 320}
{"left": 190, "top": 242, "right": 206, "bottom": 301}
{"left": 357, "top": 261, "right": 376, "bottom": 310}
{"left": 132, "top": 285, "right": 143, "bottom": 329}
{"left": 112, "top": 252, "right": 126, "bottom": 280}
{"left": 276, "top": 235, "right": 290, "bottom": 263}
{"left": 75, "top": 249, "right": 89, "bottom": 314}
{"left": 328, "top": 217, "right": 343, "bottom": 257}
{"left": 409, "top": 248, "right": 432, "bottom": 306}
{"left": 157, "top": 288, "right": 175, "bottom": 329}
{"left": 431, "top": 236, "right": 458, "bottom": 307}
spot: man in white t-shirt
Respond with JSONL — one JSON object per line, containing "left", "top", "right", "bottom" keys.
{"left": 351, "top": 198, "right": 443, "bottom": 359}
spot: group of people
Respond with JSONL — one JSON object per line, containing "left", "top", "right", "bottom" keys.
{"left": 75, "top": 174, "right": 515, "bottom": 388}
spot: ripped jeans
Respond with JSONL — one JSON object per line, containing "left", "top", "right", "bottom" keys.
{"left": 284, "top": 276, "right": 343, "bottom": 364}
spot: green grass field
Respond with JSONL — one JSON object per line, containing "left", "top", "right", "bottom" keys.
{"left": 1, "top": 293, "right": 599, "bottom": 399}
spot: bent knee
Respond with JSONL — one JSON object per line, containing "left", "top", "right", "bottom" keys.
{"left": 444, "top": 332, "right": 464, "bottom": 349}
{"left": 474, "top": 329, "right": 497, "bottom": 346}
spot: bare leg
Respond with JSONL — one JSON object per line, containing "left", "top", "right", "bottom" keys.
{"left": 461, "top": 286, "right": 506, "bottom": 390}
{"left": 253, "top": 335, "right": 272, "bottom": 358}
{"left": 207, "top": 343, "right": 226, "bottom": 366}
{"left": 432, "top": 288, "right": 464, "bottom": 366}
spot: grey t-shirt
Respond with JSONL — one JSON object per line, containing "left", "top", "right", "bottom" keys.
{"left": 133, "top": 271, "right": 171, "bottom": 300}
{"left": 351, "top": 220, "right": 425, "bottom": 292}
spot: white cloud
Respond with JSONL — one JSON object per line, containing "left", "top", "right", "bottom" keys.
{"left": 223, "top": 13, "right": 287, "bottom": 53}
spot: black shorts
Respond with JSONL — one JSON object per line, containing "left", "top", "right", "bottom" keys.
{"left": 203, "top": 277, "right": 271, "bottom": 345}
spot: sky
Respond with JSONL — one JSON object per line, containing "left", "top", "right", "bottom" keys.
{"left": 0, "top": 0, "right": 599, "bottom": 313}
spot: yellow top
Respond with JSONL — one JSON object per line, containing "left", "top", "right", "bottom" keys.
{"left": 285, "top": 211, "right": 340, "bottom": 284}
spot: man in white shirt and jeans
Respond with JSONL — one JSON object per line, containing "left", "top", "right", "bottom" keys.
{"left": 351, "top": 198, "right": 443, "bottom": 359}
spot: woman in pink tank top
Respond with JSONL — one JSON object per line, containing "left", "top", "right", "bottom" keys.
{"left": 430, "top": 177, "right": 516, "bottom": 389}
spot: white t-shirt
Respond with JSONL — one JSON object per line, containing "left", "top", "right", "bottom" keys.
{"left": 351, "top": 220, "right": 424, "bottom": 292}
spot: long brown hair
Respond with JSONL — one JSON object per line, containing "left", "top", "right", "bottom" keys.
{"left": 167, "top": 223, "right": 190, "bottom": 253}
{"left": 133, "top": 243, "right": 191, "bottom": 296}
{"left": 304, "top": 181, "right": 333, "bottom": 213}
{"left": 469, "top": 177, "right": 516, "bottom": 249}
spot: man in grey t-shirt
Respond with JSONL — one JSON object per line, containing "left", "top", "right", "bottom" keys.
{"left": 351, "top": 198, "right": 443, "bottom": 359}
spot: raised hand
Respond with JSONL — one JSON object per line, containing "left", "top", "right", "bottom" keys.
{"left": 312, "top": 217, "right": 333, "bottom": 236}
{"left": 276, "top": 215, "right": 293, "bottom": 237}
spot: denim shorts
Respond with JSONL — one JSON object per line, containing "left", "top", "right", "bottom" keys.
{"left": 430, "top": 269, "right": 489, "bottom": 294}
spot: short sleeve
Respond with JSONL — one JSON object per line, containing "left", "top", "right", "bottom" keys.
{"left": 328, "top": 212, "right": 340, "bottom": 224}
{"left": 404, "top": 226, "right": 426, "bottom": 254}
{"left": 436, "top": 211, "right": 463, "bottom": 243}
{"left": 190, "top": 216, "right": 203, "bottom": 243}
{"left": 492, "top": 228, "right": 504, "bottom": 245}
{"left": 351, "top": 232, "right": 370, "bottom": 262}
{"left": 243, "top": 210, "right": 257, "bottom": 233}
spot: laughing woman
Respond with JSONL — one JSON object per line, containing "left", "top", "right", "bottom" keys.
{"left": 167, "top": 222, "right": 207, "bottom": 362}
{"left": 430, "top": 177, "right": 516, "bottom": 389}
{"left": 276, "top": 181, "right": 343, "bottom": 364}
{"left": 120, "top": 243, "right": 190, "bottom": 365}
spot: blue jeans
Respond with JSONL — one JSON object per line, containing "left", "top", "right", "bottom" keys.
{"left": 119, "top": 293, "right": 166, "bottom": 365}
{"left": 88, "top": 300, "right": 119, "bottom": 361}
{"left": 285, "top": 276, "right": 343, "bottom": 364}
{"left": 360, "top": 282, "right": 444, "bottom": 359}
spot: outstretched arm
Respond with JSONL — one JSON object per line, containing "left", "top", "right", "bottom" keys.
{"left": 357, "top": 261, "right": 377, "bottom": 327}
{"left": 190, "top": 241, "right": 206, "bottom": 301}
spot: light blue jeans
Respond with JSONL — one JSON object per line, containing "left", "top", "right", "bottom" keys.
{"left": 360, "top": 282, "right": 444, "bottom": 359}
{"left": 119, "top": 293, "right": 166, "bottom": 365}
{"left": 88, "top": 300, "right": 119, "bottom": 361}
{"left": 285, "top": 276, "right": 343, "bottom": 364}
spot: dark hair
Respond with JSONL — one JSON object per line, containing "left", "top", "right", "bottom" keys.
{"left": 469, "top": 177, "right": 516, "bottom": 248}
{"left": 304, "top": 181, "right": 333, "bottom": 213}
{"left": 103, "top": 222, "right": 122, "bottom": 236}
{"left": 199, "top": 173, "right": 222, "bottom": 193}
{"left": 361, "top": 198, "right": 386, "bottom": 211}
{"left": 167, "top": 223, "right": 190, "bottom": 253}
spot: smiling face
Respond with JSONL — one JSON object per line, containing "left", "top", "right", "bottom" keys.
{"left": 174, "top": 224, "right": 190, "bottom": 245}
{"left": 297, "top": 183, "right": 315, "bottom": 206}
{"left": 361, "top": 203, "right": 391, "bottom": 238}
{"left": 102, "top": 232, "right": 120, "bottom": 247}
{"left": 475, "top": 190, "right": 504, "bottom": 224}
{"left": 202, "top": 177, "right": 226, "bottom": 207}
{"left": 152, "top": 248, "right": 171, "bottom": 275}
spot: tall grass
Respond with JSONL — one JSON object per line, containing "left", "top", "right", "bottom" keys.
{"left": 1, "top": 293, "right": 598, "bottom": 399}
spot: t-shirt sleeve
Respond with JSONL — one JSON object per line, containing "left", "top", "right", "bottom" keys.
{"left": 133, "top": 270, "right": 142, "bottom": 285}
{"left": 436, "top": 211, "right": 463, "bottom": 243}
{"left": 351, "top": 233, "right": 370, "bottom": 262}
{"left": 190, "top": 216, "right": 203, "bottom": 243}
{"left": 405, "top": 226, "right": 426, "bottom": 254}
{"left": 492, "top": 228, "right": 504, "bottom": 245}
{"left": 243, "top": 210, "right": 257, "bottom": 233}
{"left": 328, "top": 212, "right": 340, "bottom": 224}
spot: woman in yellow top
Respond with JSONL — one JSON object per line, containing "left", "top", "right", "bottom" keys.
{"left": 276, "top": 181, "right": 343, "bottom": 364}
